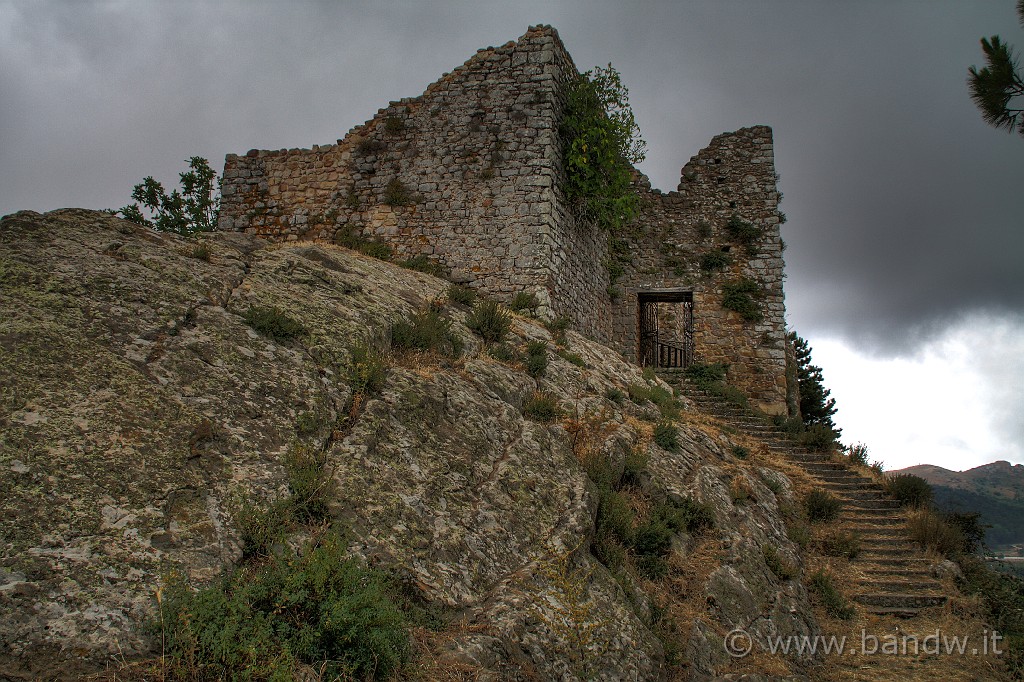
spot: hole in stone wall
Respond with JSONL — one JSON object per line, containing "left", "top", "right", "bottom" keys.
{"left": 721, "top": 245, "right": 731, "bottom": 253}
{"left": 717, "top": 177, "right": 726, "bottom": 184}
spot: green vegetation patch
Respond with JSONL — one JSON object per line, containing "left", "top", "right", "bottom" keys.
{"left": 524, "top": 340, "right": 548, "bottom": 378}
{"left": 809, "top": 569, "right": 855, "bottom": 620}
{"left": 523, "top": 390, "right": 559, "bottom": 422}
{"left": 391, "top": 303, "right": 463, "bottom": 358}
{"left": 157, "top": 532, "right": 408, "bottom": 680}
{"left": 509, "top": 291, "right": 540, "bottom": 313}
{"left": 886, "top": 473, "right": 934, "bottom": 508}
{"left": 466, "top": 299, "right": 511, "bottom": 344}
{"left": 446, "top": 283, "right": 476, "bottom": 306}
{"left": 725, "top": 214, "right": 761, "bottom": 249}
{"left": 399, "top": 254, "right": 447, "bottom": 278}
{"left": 721, "top": 278, "right": 763, "bottom": 322}
{"left": 699, "top": 250, "right": 731, "bottom": 273}
{"left": 243, "top": 306, "right": 306, "bottom": 343}
{"left": 653, "top": 421, "right": 680, "bottom": 452}
{"left": 804, "top": 489, "right": 841, "bottom": 523}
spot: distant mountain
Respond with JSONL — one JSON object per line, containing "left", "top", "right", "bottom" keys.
{"left": 894, "top": 461, "right": 1024, "bottom": 552}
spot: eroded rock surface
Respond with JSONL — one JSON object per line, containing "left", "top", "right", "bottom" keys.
{"left": 0, "top": 210, "right": 818, "bottom": 680}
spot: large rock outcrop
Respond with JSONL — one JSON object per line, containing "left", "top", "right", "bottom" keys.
{"left": 0, "top": 209, "right": 817, "bottom": 680}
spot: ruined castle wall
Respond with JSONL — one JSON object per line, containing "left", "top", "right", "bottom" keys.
{"left": 611, "top": 127, "right": 788, "bottom": 413}
{"left": 220, "top": 27, "right": 570, "bottom": 303}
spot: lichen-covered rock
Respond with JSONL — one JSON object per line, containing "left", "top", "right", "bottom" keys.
{"left": 0, "top": 209, "right": 817, "bottom": 680}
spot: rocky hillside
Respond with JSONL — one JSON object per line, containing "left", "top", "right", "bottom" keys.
{"left": 0, "top": 209, "right": 1002, "bottom": 681}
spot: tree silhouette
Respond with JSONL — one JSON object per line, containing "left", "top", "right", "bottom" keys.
{"left": 968, "top": 0, "right": 1024, "bottom": 137}
{"left": 788, "top": 332, "right": 839, "bottom": 432}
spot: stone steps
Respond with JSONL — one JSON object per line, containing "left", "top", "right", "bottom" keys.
{"left": 667, "top": 373, "right": 953, "bottom": 620}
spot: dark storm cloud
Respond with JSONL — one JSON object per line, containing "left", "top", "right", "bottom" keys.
{"left": 1, "top": 0, "right": 1021, "bottom": 357}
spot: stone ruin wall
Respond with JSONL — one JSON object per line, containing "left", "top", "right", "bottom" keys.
{"left": 613, "top": 126, "right": 788, "bottom": 414}
{"left": 220, "top": 26, "right": 575, "bottom": 309}
{"left": 219, "top": 27, "right": 789, "bottom": 413}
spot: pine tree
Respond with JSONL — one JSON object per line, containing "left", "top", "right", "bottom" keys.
{"left": 788, "top": 332, "right": 839, "bottom": 433}
{"left": 968, "top": 0, "right": 1024, "bottom": 137}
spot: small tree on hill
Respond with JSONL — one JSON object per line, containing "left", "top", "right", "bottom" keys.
{"left": 788, "top": 331, "right": 839, "bottom": 434}
{"left": 968, "top": 0, "right": 1024, "bottom": 137}
{"left": 119, "top": 156, "right": 220, "bottom": 234}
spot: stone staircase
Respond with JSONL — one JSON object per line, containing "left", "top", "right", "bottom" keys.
{"left": 664, "top": 374, "right": 949, "bottom": 618}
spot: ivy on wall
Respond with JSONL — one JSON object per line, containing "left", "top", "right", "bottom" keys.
{"left": 560, "top": 64, "right": 647, "bottom": 284}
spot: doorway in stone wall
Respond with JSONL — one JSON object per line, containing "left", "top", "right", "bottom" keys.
{"left": 638, "top": 290, "right": 694, "bottom": 368}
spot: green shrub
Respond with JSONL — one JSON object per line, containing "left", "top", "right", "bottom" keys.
{"left": 656, "top": 497, "right": 715, "bottom": 535}
{"left": 524, "top": 340, "right": 548, "bottom": 378}
{"left": 399, "top": 254, "right": 447, "bottom": 277}
{"left": 653, "top": 422, "right": 680, "bottom": 452}
{"left": 446, "top": 284, "right": 476, "bottom": 306}
{"left": 384, "top": 116, "right": 405, "bottom": 133}
{"left": 818, "top": 530, "right": 861, "bottom": 559}
{"left": 886, "top": 473, "right": 933, "bottom": 508}
{"left": 544, "top": 315, "right": 570, "bottom": 345}
{"left": 787, "top": 521, "right": 811, "bottom": 549}
{"left": 605, "top": 387, "right": 626, "bottom": 404}
{"left": 620, "top": 448, "right": 649, "bottom": 488}
{"left": 597, "top": 487, "right": 634, "bottom": 544}
{"left": 466, "top": 299, "right": 511, "bottom": 344}
{"left": 809, "top": 569, "right": 855, "bottom": 620}
{"left": 235, "top": 497, "right": 287, "bottom": 559}
{"left": 683, "top": 362, "right": 728, "bottom": 390}
{"left": 721, "top": 278, "right": 763, "bottom": 322}
{"left": 158, "top": 532, "right": 408, "bottom": 680}
{"left": 804, "top": 489, "right": 841, "bottom": 523}
{"left": 346, "top": 343, "right": 389, "bottom": 396}
{"left": 633, "top": 522, "right": 673, "bottom": 579}
{"left": 487, "top": 343, "right": 518, "bottom": 363}
{"left": 725, "top": 214, "right": 761, "bottom": 248}
{"left": 907, "top": 508, "right": 966, "bottom": 558}
{"left": 383, "top": 178, "right": 413, "bottom": 206}
{"left": 523, "top": 391, "right": 559, "bottom": 422}
{"left": 731, "top": 444, "right": 750, "bottom": 460}
{"left": 627, "top": 382, "right": 651, "bottom": 404}
{"left": 509, "top": 291, "right": 540, "bottom": 313}
{"left": 333, "top": 224, "right": 392, "bottom": 260}
{"left": 243, "top": 306, "right": 306, "bottom": 343}
{"left": 631, "top": 497, "right": 712, "bottom": 579}
{"left": 699, "top": 250, "right": 731, "bottom": 272}
{"left": 391, "top": 304, "right": 463, "bottom": 358}
{"left": 846, "top": 442, "right": 870, "bottom": 466}
{"left": 188, "top": 242, "right": 211, "bottom": 261}
{"left": 284, "top": 444, "right": 331, "bottom": 523}
{"left": 356, "top": 138, "right": 385, "bottom": 156}
{"left": 799, "top": 423, "right": 839, "bottom": 452}
{"left": 359, "top": 240, "right": 393, "bottom": 261}
{"left": 295, "top": 410, "right": 324, "bottom": 436}
{"left": 557, "top": 348, "right": 589, "bottom": 369}
{"left": 763, "top": 545, "right": 796, "bottom": 581}
{"left": 958, "top": 556, "right": 1024, "bottom": 678}
{"left": 943, "top": 510, "right": 987, "bottom": 555}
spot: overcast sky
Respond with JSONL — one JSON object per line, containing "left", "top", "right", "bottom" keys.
{"left": 2, "top": 0, "right": 1021, "bottom": 471}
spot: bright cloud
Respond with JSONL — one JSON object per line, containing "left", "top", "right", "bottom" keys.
{"left": 807, "top": 314, "right": 1024, "bottom": 472}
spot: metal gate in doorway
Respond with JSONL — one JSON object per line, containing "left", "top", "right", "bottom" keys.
{"left": 638, "top": 291, "right": 694, "bottom": 368}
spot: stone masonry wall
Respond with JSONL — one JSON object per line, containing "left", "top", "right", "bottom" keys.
{"left": 611, "top": 127, "right": 788, "bottom": 414}
{"left": 219, "top": 29, "right": 788, "bottom": 411}
{"left": 220, "top": 26, "right": 570, "bottom": 306}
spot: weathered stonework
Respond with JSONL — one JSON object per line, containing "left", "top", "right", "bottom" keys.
{"left": 220, "top": 25, "right": 789, "bottom": 413}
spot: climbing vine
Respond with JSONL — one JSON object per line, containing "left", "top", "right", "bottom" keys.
{"left": 560, "top": 64, "right": 647, "bottom": 236}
